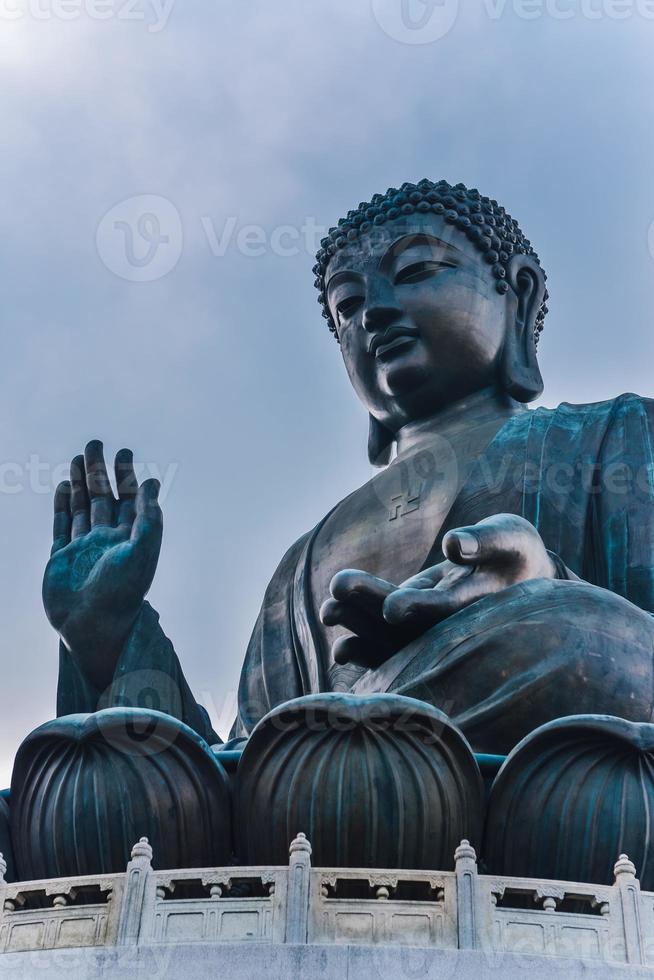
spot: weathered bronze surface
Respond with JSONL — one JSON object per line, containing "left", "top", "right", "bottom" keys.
{"left": 484, "top": 716, "right": 654, "bottom": 888}
{"left": 10, "top": 709, "right": 231, "bottom": 880}
{"left": 235, "top": 693, "right": 483, "bottom": 870}
{"left": 352, "top": 579, "right": 654, "bottom": 755}
{"left": 7, "top": 178, "right": 653, "bottom": 879}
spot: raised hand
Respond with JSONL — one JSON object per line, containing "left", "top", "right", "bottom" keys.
{"left": 321, "top": 514, "right": 560, "bottom": 670}
{"left": 43, "top": 440, "right": 163, "bottom": 692}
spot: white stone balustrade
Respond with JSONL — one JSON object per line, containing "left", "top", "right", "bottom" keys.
{"left": 0, "top": 837, "right": 653, "bottom": 967}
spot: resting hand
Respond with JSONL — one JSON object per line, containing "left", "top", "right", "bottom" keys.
{"left": 383, "top": 513, "right": 558, "bottom": 629}
{"left": 320, "top": 570, "right": 417, "bottom": 671}
{"left": 322, "top": 514, "right": 559, "bottom": 670}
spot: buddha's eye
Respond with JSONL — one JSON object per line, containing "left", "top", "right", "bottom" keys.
{"left": 394, "top": 260, "right": 454, "bottom": 285}
{"left": 336, "top": 295, "right": 363, "bottom": 321}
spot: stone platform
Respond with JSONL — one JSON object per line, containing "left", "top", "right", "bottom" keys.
{"left": 1, "top": 942, "right": 654, "bottom": 980}
{"left": 1, "top": 835, "right": 654, "bottom": 975}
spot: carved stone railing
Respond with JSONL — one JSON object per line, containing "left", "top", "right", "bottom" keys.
{"left": 1, "top": 839, "right": 653, "bottom": 965}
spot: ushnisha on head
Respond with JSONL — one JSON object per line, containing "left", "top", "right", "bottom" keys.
{"left": 314, "top": 179, "right": 549, "bottom": 464}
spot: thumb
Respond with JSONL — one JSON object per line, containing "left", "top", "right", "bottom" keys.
{"left": 442, "top": 514, "right": 536, "bottom": 568}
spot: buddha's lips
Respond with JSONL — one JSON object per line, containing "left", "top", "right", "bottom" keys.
{"left": 369, "top": 327, "right": 420, "bottom": 358}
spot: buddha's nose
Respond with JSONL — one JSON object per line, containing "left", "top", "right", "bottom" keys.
{"left": 362, "top": 283, "right": 403, "bottom": 332}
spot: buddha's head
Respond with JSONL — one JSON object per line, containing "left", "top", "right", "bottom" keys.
{"left": 314, "top": 179, "right": 548, "bottom": 464}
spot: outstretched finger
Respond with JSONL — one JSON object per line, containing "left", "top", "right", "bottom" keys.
{"left": 131, "top": 478, "right": 163, "bottom": 545}
{"left": 329, "top": 569, "right": 396, "bottom": 615}
{"left": 115, "top": 448, "right": 138, "bottom": 527}
{"left": 124, "top": 480, "right": 163, "bottom": 594}
{"left": 51, "top": 481, "right": 72, "bottom": 554}
{"left": 442, "top": 514, "right": 536, "bottom": 568}
{"left": 70, "top": 454, "right": 90, "bottom": 539}
{"left": 84, "top": 440, "right": 115, "bottom": 527}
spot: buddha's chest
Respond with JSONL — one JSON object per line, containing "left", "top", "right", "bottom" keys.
{"left": 310, "top": 446, "right": 466, "bottom": 606}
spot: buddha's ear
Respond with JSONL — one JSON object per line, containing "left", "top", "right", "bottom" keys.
{"left": 500, "top": 255, "right": 545, "bottom": 403}
{"left": 368, "top": 415, "right": 393, "bottom": 467}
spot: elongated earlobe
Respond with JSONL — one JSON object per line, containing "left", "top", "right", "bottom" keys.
{"left": 368, "top": 415, "right": 393, "bottom": 466}
{"left": 500, "top": 256, "right": 545, "bottom": 403}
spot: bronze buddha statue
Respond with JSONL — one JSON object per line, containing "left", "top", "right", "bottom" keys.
{"left": 8, "top": 178, "right": 654, "bottom": 883}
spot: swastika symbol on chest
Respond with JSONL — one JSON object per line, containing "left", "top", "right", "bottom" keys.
{"left": 388, "top": 489, "right": 421, "bottom": 521}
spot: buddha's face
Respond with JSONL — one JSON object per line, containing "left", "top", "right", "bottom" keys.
{"left": 325, "top": 213, "right": 516, "bottom": 432}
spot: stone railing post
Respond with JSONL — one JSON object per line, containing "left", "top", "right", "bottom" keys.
{"left": 117, "top": 837, "right": 154, "bottom": 947}
{"left": 614, "top": 853, "right": 645, "bottom": 965}
{"left": 455, "top": 839, "right": 479, "bottom": 950}
{"left": 285, "top": 833, "right": 311, "bottom": 944}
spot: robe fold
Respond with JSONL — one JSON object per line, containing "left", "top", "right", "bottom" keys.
{"left": 57, "top": 602, "right": 218, "bottom": 745}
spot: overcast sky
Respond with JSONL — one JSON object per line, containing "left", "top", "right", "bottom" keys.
{"left": 0, "top": 0, "right": 653, "bottom": 786}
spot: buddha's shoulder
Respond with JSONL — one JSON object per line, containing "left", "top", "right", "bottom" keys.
{"left": 278, "top": 395, "right": 654, "bottom": 551}
{"left": 529, "top": 392, "right": 654, "bottom": 428}
{"left": 502, "top": 393, "right": 654, "bottom": 463}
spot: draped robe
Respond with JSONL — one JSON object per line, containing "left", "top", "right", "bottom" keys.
{"left": 56, "top": 393, "right": 654, "bottom": 755}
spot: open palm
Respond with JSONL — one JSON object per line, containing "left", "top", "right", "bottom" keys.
{"left": 43, "top": 440, "right": 163, "bottom": 692}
